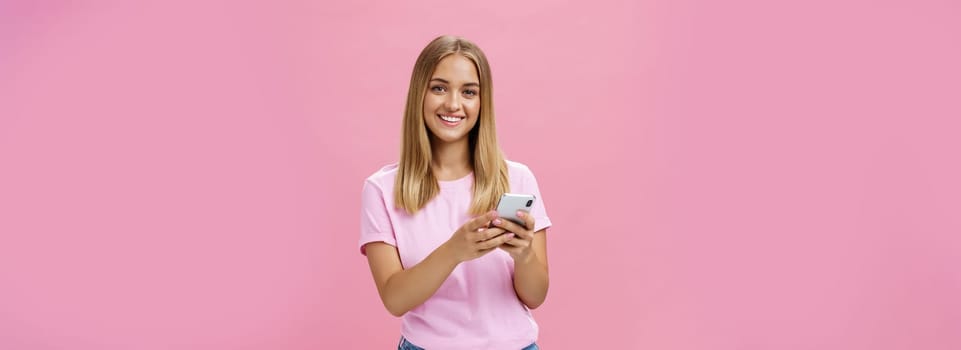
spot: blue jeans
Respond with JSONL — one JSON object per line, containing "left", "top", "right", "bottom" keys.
{"left": 398, "top": 336, "right": 539, "bottom": 350}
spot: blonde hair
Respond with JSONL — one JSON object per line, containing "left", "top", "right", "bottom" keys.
{"left": 394, "top": 35, "right": 510, "bottom": 215}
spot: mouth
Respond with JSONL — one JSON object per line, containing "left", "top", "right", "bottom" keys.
{"left": 437, "top": 114, "right": 466, "bottom": 127}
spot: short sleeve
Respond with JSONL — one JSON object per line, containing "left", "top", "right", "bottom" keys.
{"left": 521, "top": 166, "right": 553, "bottom": 233}
{"left": 358, "top": 179, "right": 396, "bottom": 255}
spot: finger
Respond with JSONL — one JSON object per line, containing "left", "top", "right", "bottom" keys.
{"left": 497, "top": 244, "right": 522, "bottom": 256}
{"left": 491, "top": 217, "right": 530, "bottom": 240}
{"left": 479, "top": 232, "right": 514, "bottom": 250}
{"left": 473, "top": 222, "right": 494, "bottom": 235}
{"left": 499, "top": 237, "right": 529, "bottom": 248}
{"left": 466, "top": 211, "right": 498, "bottom": 232}
{"left": 467, "top": 226, "right": 494, "bottom": 242}
{"left": 517, "top": 210, "right": 535, "bottom": 231}
{"left": 476, "top": 227, "right": 506, "bottom": 241}
{"left": 491, "top": 217, "right": 522, "bottom": 233}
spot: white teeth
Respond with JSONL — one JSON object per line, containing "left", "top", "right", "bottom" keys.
{"left": 439, "top": 115, "right": 463, "bottom": 122}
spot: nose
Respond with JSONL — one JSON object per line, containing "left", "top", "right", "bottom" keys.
{"left": 444, "top": 93, "right": 461, "bottom": 112}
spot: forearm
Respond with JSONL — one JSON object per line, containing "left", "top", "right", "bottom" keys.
{"left": 381, "top": 244, "right": 459, "bottom": 316}
{"left": 513, "top": 252, "right": 549, "bottom": 309}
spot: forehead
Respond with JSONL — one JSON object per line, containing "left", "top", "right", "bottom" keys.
{"left": 431, "top": 54, "right": 479, "bottom": 82}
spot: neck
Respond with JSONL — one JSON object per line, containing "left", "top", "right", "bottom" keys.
{"left": 430, "top": 136, "right": 472, "bottom": 181}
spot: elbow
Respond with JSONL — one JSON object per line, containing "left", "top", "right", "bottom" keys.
{"left": 377, "top": 280, "right": 409, "bottom": 317}
{"left": 382, "top": 298, "right": 408, "bottom": 317}
{"left": 524, "top": 297, "right": 546, "bottom": 310}
{"left": 519, "top": 289, "right": 548, "bottom": 309}
{"left": 520, "top": 282, "right": 549, "bottom": 310}
{"left": 386, "top": 305, "right": 407, "bottom": 317}
{"left": 518, "top": 278, "right": 549, "bottom": 310}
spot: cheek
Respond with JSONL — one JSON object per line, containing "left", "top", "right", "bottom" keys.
{"left": 466, "top": 99, "right": 481, "bottom": 117}
{"left": 423, "top": 95, "right": 440, "bottom": 110}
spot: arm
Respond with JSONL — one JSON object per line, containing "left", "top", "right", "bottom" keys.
{"left": 512, "top": 228, "right": 549, "bottom": 309}
{"left": 365, "top": 211, "right": 514, "bottom": 317}
{"left": 365, "top": 242, "right": 459, "bottom": 317}
{"left": 494, "top": 211, "right": 550, "bottom": 309}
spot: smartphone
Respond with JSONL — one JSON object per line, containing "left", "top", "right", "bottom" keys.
{"left": 494, "top": 193, "right": 536, "bottom": 226}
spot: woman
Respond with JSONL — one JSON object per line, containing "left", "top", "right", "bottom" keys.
{"left": 359, "top": 35, "right": 552, "bottom": 350}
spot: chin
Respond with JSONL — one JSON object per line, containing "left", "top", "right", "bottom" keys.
{"left": 433, "top": 133, "right": 468, "bottom": 144}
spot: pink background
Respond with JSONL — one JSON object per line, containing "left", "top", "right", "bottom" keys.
{"left": 2, "top": 0, "right": 959, "bottom": 349}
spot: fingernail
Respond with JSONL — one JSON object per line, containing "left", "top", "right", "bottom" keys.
{"left": 493, "top": 218, "right": 502, "bottom": 225}
{"left": 507, "top": 233, "right": 515, "bottom": 238}
{"left": 516, "top": 211, "right": 526, "bottom": 217}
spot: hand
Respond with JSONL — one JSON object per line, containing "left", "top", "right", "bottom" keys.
{"left": 443, "top": 211, "right": 517, "bottom": 263}
{"left": 491, "top": 210, "right": 536, "bottom": 263}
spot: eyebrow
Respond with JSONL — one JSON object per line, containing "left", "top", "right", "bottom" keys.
{"left": 429, "top": 78, "right": 480, "bottom": 87}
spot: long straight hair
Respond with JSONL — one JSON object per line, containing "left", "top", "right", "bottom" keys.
{"left": 394, "top": 35, "right": 510, "bottom": 215}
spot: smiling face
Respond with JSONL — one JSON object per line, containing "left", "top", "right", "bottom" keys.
{"left": 422, "top": 54, "right": 481, "bottom": 145}
{"left": 396, "top": 35, "right": 509, "bottom": 215}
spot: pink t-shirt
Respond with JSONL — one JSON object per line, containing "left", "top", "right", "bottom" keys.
{"left": 359, "top": 160, "right": 552, "bottom": 350}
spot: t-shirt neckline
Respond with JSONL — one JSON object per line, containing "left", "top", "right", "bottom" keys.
{"left": 437, "top": 172, "right": 474, "bottom": 189}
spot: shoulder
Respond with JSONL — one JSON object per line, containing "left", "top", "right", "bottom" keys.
{"left": 505, "top": 159, "right": 537, "bottom": 182}
{"left": 363, "top": 163, "right": 399, "bottom": 191}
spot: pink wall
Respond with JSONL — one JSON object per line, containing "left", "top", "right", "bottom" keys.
{"left": 2, "top": 0, "right": 959, "bottom": 349}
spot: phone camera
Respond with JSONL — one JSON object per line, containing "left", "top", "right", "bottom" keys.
{"left": 526, "top": 200, "right": 533, "bottom": 207}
